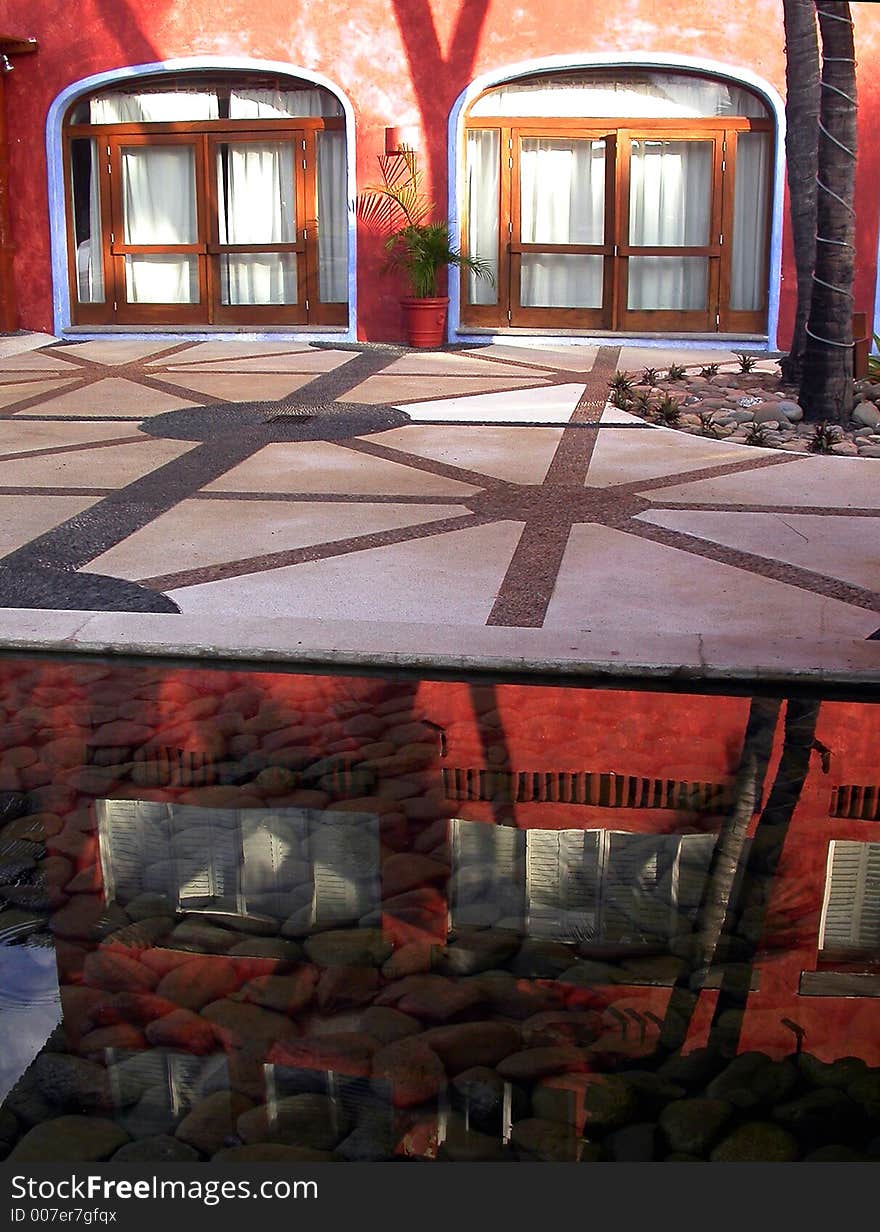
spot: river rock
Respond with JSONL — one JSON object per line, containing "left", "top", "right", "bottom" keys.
{"left": 511, "top": 1117, "right": 581, "bottom": 1161}
{"left": 853, "top": 400, "right": 880, "bottom": 427}
{"left": 175, "top": 1091, "right": 253, "bottom": 1155}
{"left": 433, "top": 929, "right": 520, "bottom": 976}
{"left": 82, "top": 950, "right": 158, "bottom": 992}
{"left": 201, "top": 999, "right": 298, "bottom": 1051}
{"left": 497, "top": 1046, "right": 590, "bottom": 1083}
{"left": 303, "top": 928, "right": 392, "bottom": 968}
{"left": 236, "top": 1094, "right": 348, "bottom": 1150}
{"left": 359, "top": 1006, "right": 423, "bottom": 1044}
{"left": 450, "top": 1065, "right": 528, "bottom": 1131}
{"left": 112, "top": 1135, "right": 200, "bottom": 1162}
{"left": 706, "top": 1052, "right": 798, "bottom": 1109}
{"left": 9, "top": 1116, "right": 129, "bottom": 1161}
{"left": 316, "top": 964, "right": 379, "bottom": 1012}
{"left": 213, "top": 1143, "right": 336, "bottom": 1162}
{"left": 371, "top": 1037, "right": 446, "bottom": 1108}
{"left": 605, "top": 1122, "right": 660, "bottom": 1161}
{"left": 711, "top": 1121, "right": 800, "bottom": 1161}
{"left": 235, "top": 969, "right": 318, "bottom": 1015}
{"left": 145, "top": 1008, "right": 218, "bottom": 1054}
{"left": 659, "top": 1098, "right": 733, "bottom": 1156}
{"left": 418, "top": 1022, "right": 521, "bottom": 1074}
{"left": 269, "top": 1033, "right": 380, "bottom": 1078}
{"left": 773, "top": 1087, "right": 864, "bottom": 1148}
{"left": 156, "top": 958, "right": 241, "bottom": 1010}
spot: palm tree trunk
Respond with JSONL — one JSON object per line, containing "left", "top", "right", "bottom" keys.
{"left": 800, "top": 2, "right": 857, "bottom": 422}
{"left": 780, "top": 0, "right": 820, "bottom": 387}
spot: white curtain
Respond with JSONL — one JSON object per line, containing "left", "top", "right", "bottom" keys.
{"left": 90, "top": 91, "right": 219, "bottom": 123}
{"left": 627, "top": 139, "right": 711, "bottom": 311}
{"left": 316, "top": 130, "right": 348, "bottom": 302}
{"left": 74, "top": 139, "right": 104, "bottom": 303}
{"left": 519, "top": 137, "right": 605, "bottom": 308}
{"left": 731, "top": 132, "right": 771, "bottom": 311}
{"left": 229, "top": 88, "right": 341, "bottom": 118}
{"left": 471, "top": 72, "right": 768, "bottom": 119}
{"left": 122, "top": 145, "right": 198, "bottom": 304}
{"left": 218, "top": 141, "right": 297, "bottom": 305}
{"left": 465, "top": 129, "right": 499, "bottom": 305}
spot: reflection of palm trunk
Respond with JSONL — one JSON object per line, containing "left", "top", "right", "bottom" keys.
{"left": 707, "top": 698, "right": 820, "bottom": 1055}
{"left": 660, "top": 697, "right": 782, "bottom": 1053}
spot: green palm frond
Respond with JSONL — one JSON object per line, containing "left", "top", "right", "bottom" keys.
{"left": 358, "top": 150, "right": 493, "bottom": 298}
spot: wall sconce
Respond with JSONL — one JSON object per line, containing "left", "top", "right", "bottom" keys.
{"left": 1, "top": 56, "right": 12, "bottom": 74}
{"left": 384, "top": 125, "right": 420, "bottom": 156}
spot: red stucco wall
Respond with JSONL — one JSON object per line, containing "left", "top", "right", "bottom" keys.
{"left": 4, "top": 0, "right": 880, "bottom": 344}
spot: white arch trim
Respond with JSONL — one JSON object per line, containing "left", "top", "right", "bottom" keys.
{"left": 447, "top": 52, "right": 786, "bottom": 350}
{"left": 47, "top": 57, "right": 357, "bottom": 341}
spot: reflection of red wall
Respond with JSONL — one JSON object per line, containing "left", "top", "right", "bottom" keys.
{"left": 3, "top": 658, "right": 878, "bottom": 1064}
{"left": 5, "top": 0, "right": 880, "bottom": 342}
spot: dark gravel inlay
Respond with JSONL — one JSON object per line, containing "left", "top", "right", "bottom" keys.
{"left": 0, "top": 566, "right": 179, "bottom": 613}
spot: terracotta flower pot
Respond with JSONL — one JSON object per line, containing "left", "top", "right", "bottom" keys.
{"left": 401, "top": 296, "right": 449, "bottom": 348}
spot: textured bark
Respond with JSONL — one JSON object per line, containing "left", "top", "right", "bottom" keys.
{"left": 780, "top": 0, "right": 820, "bottom": 386}
{"left": 800, "top": 2, "right": 857, "bottom": 422}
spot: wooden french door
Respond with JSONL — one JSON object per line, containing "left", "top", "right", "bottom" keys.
{"left": 508, "top": 130, "right": 616, "bottom": 329}
{"left": 463, "top": 122, "right": 762, "bottom": 334}
{"left": 107, "top": 130, "right": 310, "bottom": 325}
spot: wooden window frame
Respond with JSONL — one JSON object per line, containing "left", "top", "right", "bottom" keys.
{"left": 461, "top": 114, "right": 773, "bottom": 336}
{"left": 63, "top": 112, "right": 347, "bottom": 328}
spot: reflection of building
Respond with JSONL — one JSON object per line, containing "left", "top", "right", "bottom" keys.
{"left": 2, "top": 5, "right": 880, "bottom": 346}
{"left": 97, "top": 801, "right": 381, "bottom": 932}
{"left": 2, "top": 659, "right": 880, "bottom": 1161}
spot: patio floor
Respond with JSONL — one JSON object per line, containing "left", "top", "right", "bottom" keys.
{"left": 0, "top": 336, "right": 876, "bottom": 679}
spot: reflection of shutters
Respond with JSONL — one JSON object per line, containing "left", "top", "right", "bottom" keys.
{"left": 526, "top": 829, "right": 601, "bottom": 942}
{"left": 821, "top": 840, "right": 880, "bottom": 955}
{"left": 603, "top": 833, "right": 678, "bottom": 944}
{"left": 108, "top": 1048, "right": 228, "bottom": 1134}
{"left": 675, "top": 834, "right": 716, "bottom": 931}
{"left": 449, "top": 820, "right": 526, "bottom": 930}
{"left": 240, "top": 808, "right": 310, "bottom": 921}
{"left": 310, "top": 810, "right": 380, "bottom": 928}
{"left": 97, "top": 800, "right": 174, "bottom": 906}
{"left": 171, "top": 806, "right": 241, "bottom": 913}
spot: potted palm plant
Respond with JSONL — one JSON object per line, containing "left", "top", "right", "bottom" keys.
{"left": 359, "top": 149, "right": 492, "bottom": 347}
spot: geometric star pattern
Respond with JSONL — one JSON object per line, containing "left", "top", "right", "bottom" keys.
{"left": 0, "top": 338, "right": 877, "bottom": 639}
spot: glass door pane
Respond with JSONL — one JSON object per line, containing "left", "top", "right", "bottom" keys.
{"left": 316, "top": 130, "right": 348, "bottom": 304}
{"left": 69, "top": 139, "right": 105, "bottom": 304}
{"left": 519, "top": 137, "right": 605, "bottom": 309}
{"left": 465, "top": 129, "right": 500, "bottom": 306}
{"left": 119, "top": 144, "right": 200, "bottom": 304}
{"left": 215, "top": 139, "right": 298, "bottom": 306}
{"left": 730, "top": 132, "right": 771, "bottom": 312}
{"left": 619, "top": 135, "right": 719, "bottom": 327}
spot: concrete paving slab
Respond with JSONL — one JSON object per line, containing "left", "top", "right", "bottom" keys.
{"left": 166, "top": 520, "right": 525, "bottom": 622}
{"left": 639, "top": 509, "right": 880, "bottom": 593}
{"left": 27, "top": 377, "right": 198, "bottom": 419}
{"left": 404, "top": 382, "right": 586, "bottom": 423}
{"left": 343, "top": 374, "right": 549, "bottom": 404}
{"left": 57, "top": 340, "right": 186, "bottom": 365}
{"left": 586, "top": 423, "right": 778, "bottom": 487}
{"left": 645, "top": 454, "right": 880, "bottom": 509}
{"left": 0, "top": 379, "right": 82, "bottom": 410}
{"left": 202, "top": 440, "right": 481, "bottom": 497}
{"left": 91, "top": 499, "right": 469, "bottom": 580}
{"left": 362, "top": 424, "right": 565, "bottom": 484}
{"left": 543, "top": 523, "right": 878, "bottom": 639}
{"left": 0, "top": 495, "right": 100, "bottom": 554}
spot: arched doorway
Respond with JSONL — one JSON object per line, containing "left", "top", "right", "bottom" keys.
{"left": 62, "top": 68, "right": 349, "bottom": 329}
{"left": 460, "top": 66, "right": 775, "bottom": 336}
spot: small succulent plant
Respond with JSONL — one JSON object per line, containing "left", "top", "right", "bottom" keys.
{"left": 744, "top": 421, "right": 771, "bottom": 447}
{"left": 641, "top": 366, "right": 661, "bottom": 386}
{"left": 736, "top": 352, "right": 758, "bottom": 373}
{"left": 667, "top": 363, "right": 687, "bottom": 381}
{"left": 655, "top": 393, "right": 682, "bottom": 425}
{"left": 698, "top": 410, "right": 720, "bottom": 438}
{"left": 608, "top": 371, "right": 635, "bottom": 396}
{"left": 610, "top": 388, "right": 633, "bottom": 409}
{"left": 700, "top": 363, "right": 720, "bottom": 379}
{"left": 631, "top": 390, "right": 653, "bottom": 415}
{"left": 806, "top": 421, "right": 843, "bottom": 454}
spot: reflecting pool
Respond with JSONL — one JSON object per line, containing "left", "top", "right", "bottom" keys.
{"left": 0, "top": 659, "right": 878, "bottom": 1162}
